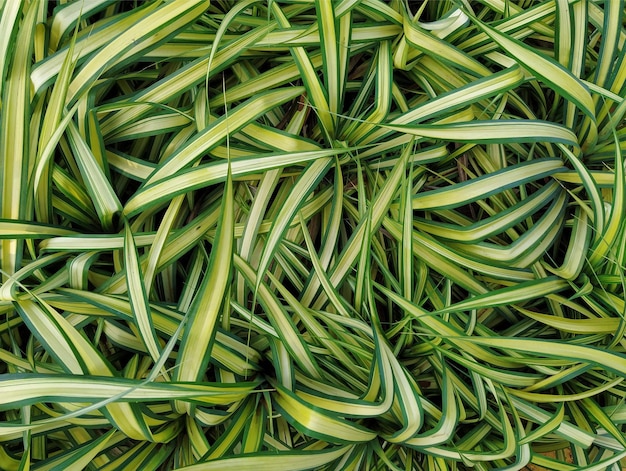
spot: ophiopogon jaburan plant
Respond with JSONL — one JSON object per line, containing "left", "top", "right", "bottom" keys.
{"left": 0, "top": 0, "right": 625, "bottom": 469}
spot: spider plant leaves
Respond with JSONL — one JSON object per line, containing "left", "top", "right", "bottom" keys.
{"left": 177, "top": 445, "right": 355, "bottom": 471}
{"left": 124, "top": 146, "right": 349, "bottom": 217}
{"left": 1, "top": 1, "right": 625, "bottom": 468}
{"left": 14, "top": 298, "right": 153, "bottom": 440}
{"left": 412, "top": 158, "right": 566, "bottom": 210}
{"left": 233, "top": 255, "right": 320, "bottom": 379}
{"left": 588, "top": 131, "right": 625, "bottom": 267}
{"left": 270, "top": 2, "right": 334, "bottom": 138}
{"left": 396, "top": 65, "right": 524, "bottom": 125}
{"left": 414, "top": 180, "right": 561, "bottom": 243}
{"left": 27, "top": 428, "right": 117, "bottom": 471}
{"left": 254, "top": 157, "right": 332, "bottom": 294}
{"left": 33, "top": 5, "right": 155, "bottom": 94}
{"left": 386, "top": 356, "right": 451, "bottom": 446}
{"left": 175, "top": 172, "right": 234, "bottom": 389}
{"left": 0, "top": 221, "right": 77, "bottom": 239}
{"left": 0, "top": 374, "right": 260, "bottom": 410}
{"left": 66, "top": 0, "right": 208, "bottom": 103}
{"left": 461, "top": 336, "right": 626, "bottom": 378}
{"left": 467, "top": 13, "right": 597, "bottom": 149}
{"left": 447, "top": 191, "right": 568, "bottom": 267}
{"left": 98, "top": 22, "right": 280, "bottom": 139}
{"left": 0, "top": 0, "right": 38, "bottom": 279}
{"left": 65, "top": 121, "right": 122, "bottom": 231}
{"left": 342, "top": 40, "right": 392, "bottom": 143}
{"left": 123, "top": 221, "right": 161, "bottom": 365}
{"left": 205, "top": 0, "right": 260, "bottom": 81}
{"left": 0, "top": 0, "right": 22, "bottom": 93}
{"left": 435, "top": 277, "right": 569, "bottom": 314}
{"left": 315, "top": 0, "right": 342, "bottom": 121}
{"left": 402, "top": 11, "right": 490, "bottom": 78}
{"left": 302, "top": 142, "right": 418, "bottom": 310}
{"left": 143, "top": 87, "right": 304, "bottom": 185}
{"left": 386, "top": 120, "right": 579, "bottom": 146}
{"left": 272, "top": 380, "right": 377, "bottom": 444}
{"left": 34, "top": 30, "right": 80, "bottom": 224}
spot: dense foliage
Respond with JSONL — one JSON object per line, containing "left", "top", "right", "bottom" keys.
{"left": 0, "top": 0, "right": 625, "bottom": 469}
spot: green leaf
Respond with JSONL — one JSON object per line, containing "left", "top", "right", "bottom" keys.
{"left": 176, "top": 173, "right": 234, "bottom": 387}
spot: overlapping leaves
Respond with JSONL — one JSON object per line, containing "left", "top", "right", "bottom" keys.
{"left": 0, "top": 0, "right": 625, "bottom": 470}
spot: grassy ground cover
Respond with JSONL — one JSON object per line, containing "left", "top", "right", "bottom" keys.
{"left": 0, "top": 0, "right": 625, "bottom": 469}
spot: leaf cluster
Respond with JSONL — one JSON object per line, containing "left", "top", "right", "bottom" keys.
{"left": 0, "top": 1, "right": 625, "bottom": 470}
